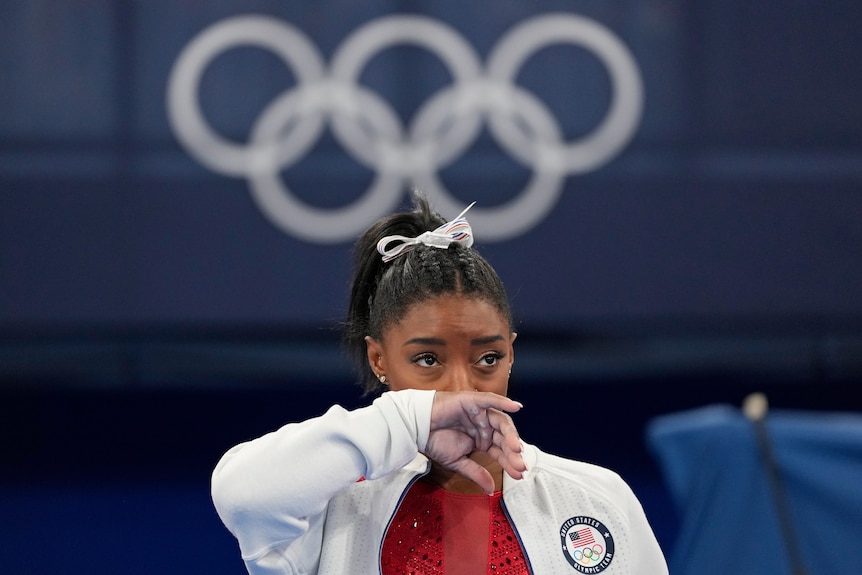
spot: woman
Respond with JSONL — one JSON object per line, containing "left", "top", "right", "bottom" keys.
{"left": 212, "top": 194, "right": 668, "bottom": 574}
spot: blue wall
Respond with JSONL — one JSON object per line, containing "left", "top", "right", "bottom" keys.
{"left": 2, "top": 1, "right": 861, "bottom": 573}
{"left": 3, "top": 1, "right": 860, "bottom": 331}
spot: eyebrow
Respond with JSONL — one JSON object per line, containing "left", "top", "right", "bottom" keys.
{"left": 471, "top": 334, "right": 505, "bottom": 345}
{"left": 402, "top": 334, "right": 505, "bottom": 347}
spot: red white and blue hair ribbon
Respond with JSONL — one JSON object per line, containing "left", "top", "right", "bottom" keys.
{"left": 377, "top": 202, "right": 476, "bottom": 263}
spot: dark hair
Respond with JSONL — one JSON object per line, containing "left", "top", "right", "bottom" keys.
{"left": 344, "top": 192, "right": 514, "bottom": 395}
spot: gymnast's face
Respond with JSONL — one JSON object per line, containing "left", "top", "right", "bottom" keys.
{"left": 365, "top": 294, "right": 515, "bottom": 395}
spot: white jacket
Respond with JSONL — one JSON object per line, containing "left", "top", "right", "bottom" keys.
{"left": 212, "top": 389, "right": 668, "bottom": 575}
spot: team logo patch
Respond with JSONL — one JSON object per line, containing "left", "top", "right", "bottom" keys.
{"left": 559, "top": 516, "right": 615, "bottom": 573}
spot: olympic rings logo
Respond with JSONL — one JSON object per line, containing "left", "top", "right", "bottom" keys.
{"left": 573, "top": 544, "right": 605, "bottom": 565}
{"left": 167, "top": 13, "right": 643, "bottom": 243}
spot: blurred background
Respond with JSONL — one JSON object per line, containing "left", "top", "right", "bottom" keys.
{"left": 1, "top": 1, "right": 860, "bottom": 573}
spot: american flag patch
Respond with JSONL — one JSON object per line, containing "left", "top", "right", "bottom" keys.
{"left": 569, "top": 527, "right": 596, "bottom": 548}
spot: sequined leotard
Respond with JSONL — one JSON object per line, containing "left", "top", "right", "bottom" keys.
{"left": 381, "top": 479, "right": 529, "bottom": 574}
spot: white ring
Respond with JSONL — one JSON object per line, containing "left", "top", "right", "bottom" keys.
{"left": 166, "top": 13, "right": 644, "bottom": 242}
{"left": 167, "top": 15, "right": 325, "bottom": 176}
{"left": 486, "top": 13, "right": 644, "bottom": 174}
{"left": 329, "top": 15, "right": 483, "bottom": 173}
{"left": 246, "top": 84, "right": 403, "bottom": 242}
{"left": 415, "top": 80, "right": 568, "bottom": 241}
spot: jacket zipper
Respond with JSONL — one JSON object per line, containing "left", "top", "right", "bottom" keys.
{"left": 500, "top": 496, "right": 535, "bottom": 575}
{"left": 377, "top": 462, "right": 431, "bottom": 575}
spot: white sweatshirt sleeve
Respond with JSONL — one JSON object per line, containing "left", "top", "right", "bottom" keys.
{"left": 211, "top": 389, "right": 435, "bottom": 570}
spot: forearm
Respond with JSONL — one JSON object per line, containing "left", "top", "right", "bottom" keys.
{"left": 211, "top": 389, "right": 434, "bottom": 557}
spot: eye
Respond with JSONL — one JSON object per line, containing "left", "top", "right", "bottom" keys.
{"left": 412, "top": 353, "right": 438, "bottom": 367}
{"left": 478, "top": 352, "right": 504, "bottom": 367}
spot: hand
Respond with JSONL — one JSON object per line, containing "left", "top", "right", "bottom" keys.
{"left": 424, "top": 391, "right": 525, "bottom": 494}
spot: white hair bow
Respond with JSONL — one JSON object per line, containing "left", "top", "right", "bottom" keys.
{"left": 377, "top": 202, "right": 476, "bottom": 263}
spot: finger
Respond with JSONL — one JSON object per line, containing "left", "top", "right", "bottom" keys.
{"left": 425, "top": 429, "right": 474, "bottom": 466}
{"left": 486, "top": 412, "right": 526, "bottom": 479}
{"left": 487, "top": 410, "right": 522, "bottom": 451}
{"left": 464, "top": 396, "right": 520, "bottom": 438}
{"left": 486, "top": 440, "right": 527, "bottom": 480}
{"left": 468, "top": 410, "right": 494, "bottom": 452}
{"left": 444, "top": 401, "right": 495, "bottom": 451}
{"left": 430, "top": 392, "right": 522, "bottom": 432}
{"left": 490, "top": 427, "right": 523, "bottom": 462}
{"left": 468, "top": 392, "right": 524, "bottom": 415}
{"left": 458, "top": 404, "right": 520, "bottom": 455}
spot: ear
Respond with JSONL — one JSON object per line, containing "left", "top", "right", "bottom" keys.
{"left": 365, "top": 336, "right": 386, "bottom": 376}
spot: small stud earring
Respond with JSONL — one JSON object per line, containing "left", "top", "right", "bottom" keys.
{"left": 378, "top": 374, "right": 387, "bottom": 384}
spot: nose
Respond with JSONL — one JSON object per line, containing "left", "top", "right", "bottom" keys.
{"left": 446, "top": 365, "right": 475, "bottom": 392}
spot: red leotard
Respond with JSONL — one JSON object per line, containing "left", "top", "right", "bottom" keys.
{"left": 381, "top": 479, "right": 528, "bottom": 575}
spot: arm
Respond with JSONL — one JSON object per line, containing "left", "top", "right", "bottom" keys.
{"left": 211, "top": 389, "right": 524, "bottom": 573}
{"left": 211, "top": 389, "right": 435, "bottom": 571}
